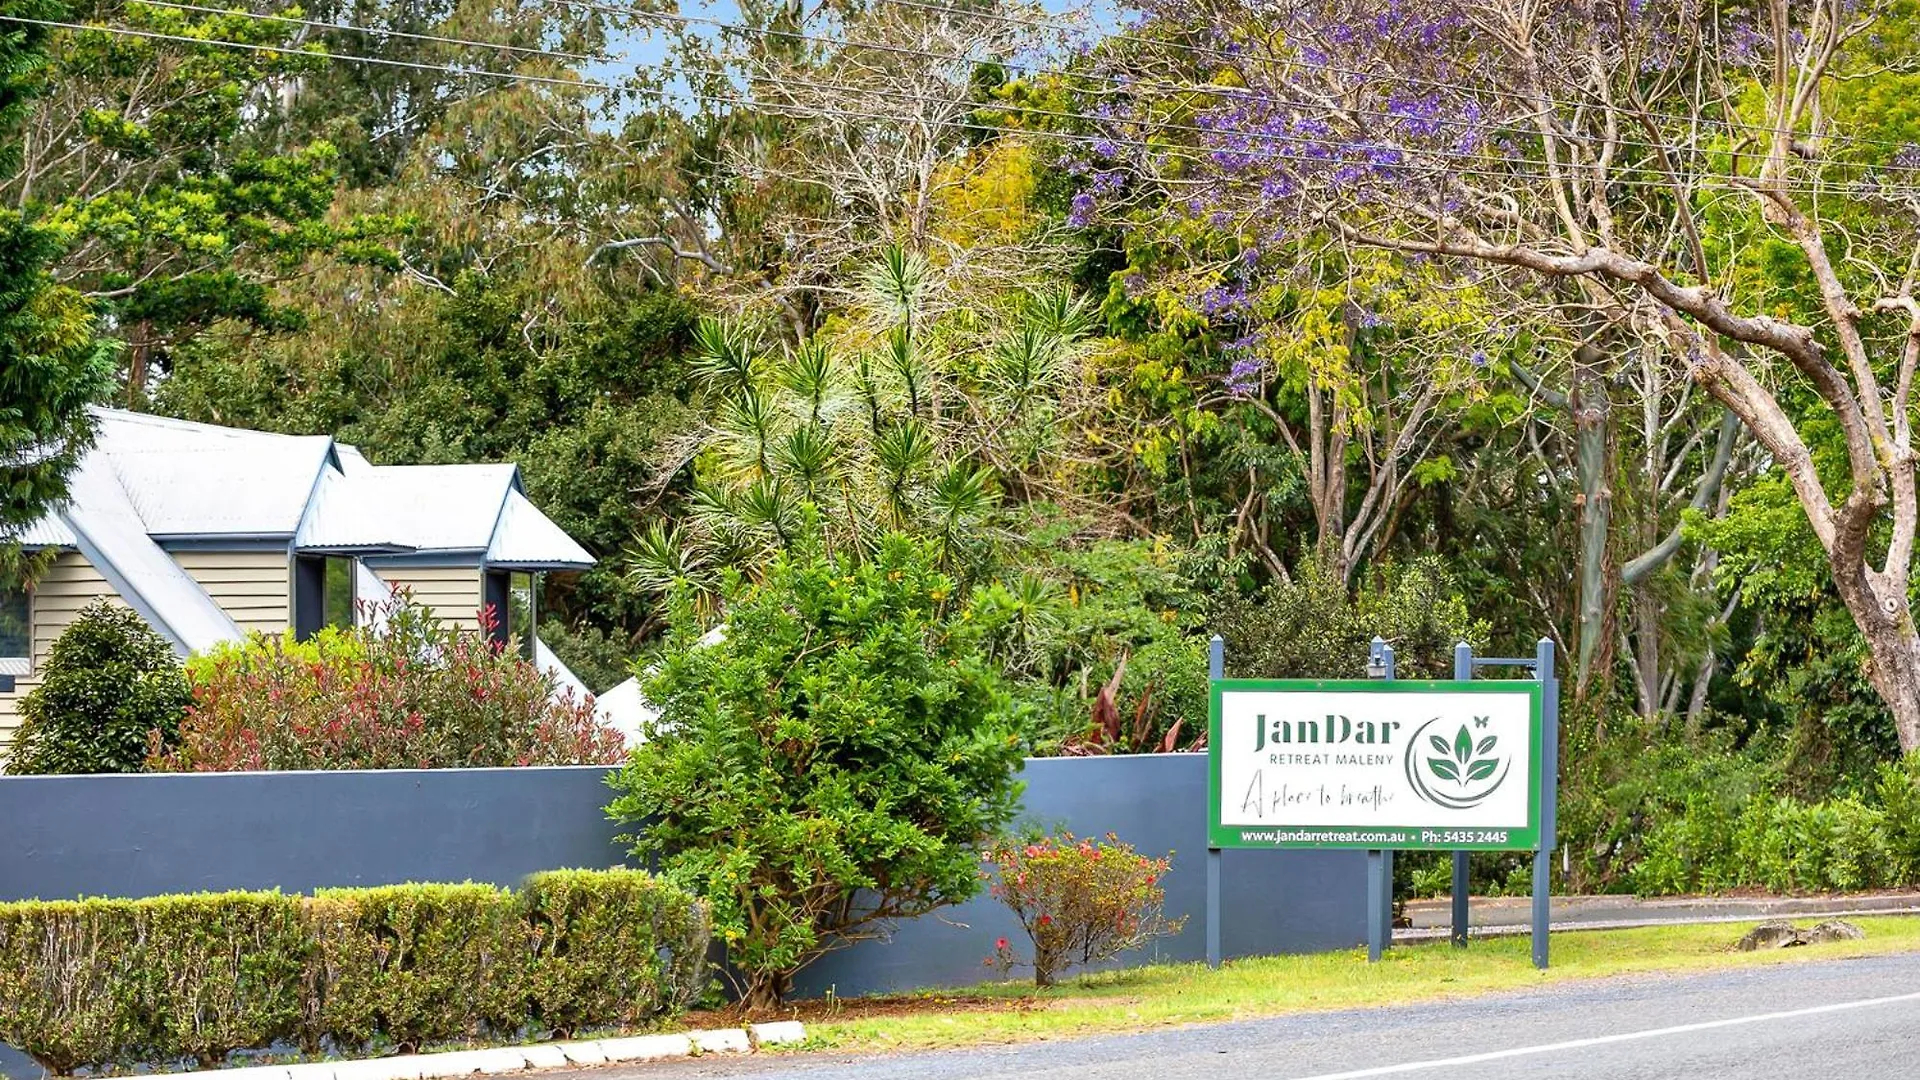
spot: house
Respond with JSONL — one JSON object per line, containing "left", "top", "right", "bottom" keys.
{"left": 0, "top": 409, "right": 599, "bottom": 749}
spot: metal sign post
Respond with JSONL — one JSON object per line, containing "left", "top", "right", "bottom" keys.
{"left": 1206, "top": 634, "right": 1224, "bottom": 970}
{"left": 1445, "top": 638, "right": 1559, "bottom": 969}
{"left": 1365, "top": 637, "right": 1395, "bottom": 963}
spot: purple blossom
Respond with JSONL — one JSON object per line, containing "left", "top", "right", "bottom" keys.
{"left": 1068, "top": 191, "right": 1096, "bottom": 228}
{"left": 1224, "top": 355, "right": 1266, "bottom": 397}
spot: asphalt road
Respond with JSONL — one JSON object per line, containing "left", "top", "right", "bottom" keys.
{"left": 570, "top": 951, "right": 1920, "bottom": 1080}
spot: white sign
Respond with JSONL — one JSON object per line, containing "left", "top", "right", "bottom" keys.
{"left": 1209, "top": 681, "right": 1541, "bottom": 850}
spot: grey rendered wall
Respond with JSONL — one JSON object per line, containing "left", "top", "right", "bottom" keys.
{"left": 0, "top": 766, "right": 628, "bottom": 900}
{"left": 0, "top": 757, "right": 1366, "bottom": 998}
{"left": 793, "top": 754, "right": 1368, "bottom": 997}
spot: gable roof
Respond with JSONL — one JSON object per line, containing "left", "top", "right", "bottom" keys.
{"left": 4, "top": 408, "right": 593, "bottom": 653}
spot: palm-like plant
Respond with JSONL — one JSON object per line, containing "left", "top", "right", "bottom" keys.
{"left": 630, "top": 246, "right": 1095, "bottom": 606}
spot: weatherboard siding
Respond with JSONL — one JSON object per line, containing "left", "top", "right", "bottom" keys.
{"left": 171, "top": 550, "right": 291, "bottom": 637}
{"left": 381, "top": 566, "right": 483, "bottom": 631}
{"left": 0, "top": 553, "right": 118, "bottom": 755}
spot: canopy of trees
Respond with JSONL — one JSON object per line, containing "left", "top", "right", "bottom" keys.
{"left": 12, "top": 0, "right": 1920, "bottom": 888}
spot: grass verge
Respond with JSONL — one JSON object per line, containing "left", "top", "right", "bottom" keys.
{"left": 794, "top": 916, "right": 1920, "bottom": 1052}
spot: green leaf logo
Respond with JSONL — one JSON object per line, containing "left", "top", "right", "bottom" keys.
{"left": 1425, "top": 723, "right": 1503, "bottom": 789}
{"left": 1407, "top": 716, "right": 1511, "bottom": 810}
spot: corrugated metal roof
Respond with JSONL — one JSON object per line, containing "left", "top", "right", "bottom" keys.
{"left": 3, "top": 514, "right": 77, "bottom": 548}
{"left": 94, "top": 410, "right": 334, "bottom": 537}
{"left": 534, "top": 633, "right": 592, "bottom": 703}
{"left": 294, "top": 466, "right": 414, "bottom": 554}
{"left": 350, "top": 464, "right": 520, "bottom": 552}
{"left": 56, "top": 410, "right": 593, "bottom": 652}
{"left": 486, "top": 488, "right": 594, "bottom": 569}
{"left": 61, "top": 453, "right": 240, "bottom": 654}
{"left": 595, "top": 677, "right": 654, "bottom": 747}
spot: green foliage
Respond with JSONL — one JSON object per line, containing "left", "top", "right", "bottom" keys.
{"left": 156, "top": 595, "right": 623, "bottom": 771}
{"left": 628, "top": 250, "right": 1095, "bottom": 607}
{"left": 21, "top": 8, "right": 402, "bottom": 394}
{"left": 0, "top": 205, "right": 115, "bottom": 544}
{"left": 135, "top": 893, "right": 308, "bottom": 1068}
{"left": 531, "top": 617, "right": 634, "bottom": 696}
{"left": 157, "top": 273, "right": 700, "bottom": 641}
{"left": 606, "top": 530, "right": 1026, "bottom": 1006}
{"left": 1605, "top": 750, "right": 1920, "bottom": 896}
{"left": 519, "top": 869, "right": 709, "bottom": 1035}
{"left": 304, "top": 884, "right": 525, "bottom": 1051}
{"left": 0, "top": 892, "right": 307, "bottom": 1072}
{"left": 1212, "top": 558, "right": 1486, "bottom": 679}
{"left": 8, "top": 600, "right": 190, "bottom": 775}
{"left": 0, "top": 872, "right": 707, "bottom": 1074}
{"left": 0, "top": 897, "right": 147, "bottom": 1073}
{"left": 985, "top": 831, "right": 1183, "bottom": 987}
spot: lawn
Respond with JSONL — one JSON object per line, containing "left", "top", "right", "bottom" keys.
{"left": 787, "top": 916, "right": 1920, "bottom": 1052}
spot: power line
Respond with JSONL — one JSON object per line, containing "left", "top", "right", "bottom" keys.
{"left": 866, "top": 0, "right": 1920, "bottom": 163}
{"left": 2, "top": 15, "right": 612, "bottom": 89}
{"left": 544, "top": 0, "right": 1756, "bottom": 179}
{"left": 54, "top": 1, "right": 1920, "bottom": 188}
{"left": 134, "top": 0, "right": 607, "bottom": 62}
{"left": 109, "top": 0, "right": 1920, "bottom": 180}
{"left": 5, "top": 14, "right": 1907, "bottom": 199}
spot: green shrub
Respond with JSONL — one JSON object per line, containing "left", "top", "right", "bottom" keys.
{"left": 1212, "top": 557, "right": 1486, "bottom": 680}
{"left": 304, "top": 884, "right": 524, "bottom": 1052}
{"left": 985, "top": 831, "right": 1183, "bottom": 987}
{"left": 7, "top": 600, "right": 191, "bottom": 774}
{"left": 156, "top": 595, "right": 624, "bottom": 771}
{"left": 1631, "top": 784, "right": 1903, "bottom": 896}
{"left": 0, "top": 899, "right": 149, "bottom": 1073}
{"left": 138, "top": 893, "right": 310, "bottom": 1067}
{"left": 520, "top": 869, "right": 710, "bottom": 1035}
{"left": 0, "top": 871, "right": 704, "bottom": 1074}
{"left": 607, "top": 532, "right": 1026, "bottom": 1008}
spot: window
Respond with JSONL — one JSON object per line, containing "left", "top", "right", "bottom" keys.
{"left": 482, "top": 569, "right": 537, "bottom": 657}
{"left": 509, "top": 571, "right": 535, "bottom": 660}
{"left": 0, "top": 580, "right": 27, "bottom": 676}
{"left": 293, "top": 556, "right": 356, "bottom": 640}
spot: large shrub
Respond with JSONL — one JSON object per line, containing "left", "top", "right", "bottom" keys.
{"left": 606, "top": 532, "right": 1027, "bottom": 1008}
{"left": 1212, "top": 557, "right": 1486, "bottom": 679}
{"left": 8, "top": 600, "right": 191, "bottom": 775}
{"left": 0, "top": 871, "right": 707, "bottom": 1074}
{"left": 153, "top": 596, "right": 624, "bottom": 771}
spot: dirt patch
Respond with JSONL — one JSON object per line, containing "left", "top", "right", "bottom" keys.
{"left": 687, "top": 992, "right": 1040, "bottom": 1027}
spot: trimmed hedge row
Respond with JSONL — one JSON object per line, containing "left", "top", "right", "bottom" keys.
{"left": 0, "top": 870, "right": 708, "bottom": 1074}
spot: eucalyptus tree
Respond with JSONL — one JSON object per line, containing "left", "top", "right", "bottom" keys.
{"left": 589, "top": 0, "right": 1076, "bottom": 337}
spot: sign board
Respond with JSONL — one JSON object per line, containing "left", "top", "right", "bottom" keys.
{"left": 1208, "top": 679, "right": 1543, "bottom": 851}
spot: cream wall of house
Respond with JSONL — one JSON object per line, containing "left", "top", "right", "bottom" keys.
{"left": 170, "top": 550, "right": 290, "bottom": 637}
{"left": 0, "top": 551, "right": 118, "bottom": 749}
{"left": 378, "top": 566, "right": 484, "bottom": 631}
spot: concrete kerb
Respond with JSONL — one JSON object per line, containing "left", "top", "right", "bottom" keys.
{"left": 144, "top": 1025, "right": 806, "bottom": 1080}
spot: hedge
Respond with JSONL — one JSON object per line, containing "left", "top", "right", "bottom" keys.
{"left": 0, "top": 870, "right": 708, "bottom": 1074}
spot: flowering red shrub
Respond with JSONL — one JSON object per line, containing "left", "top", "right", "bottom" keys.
{"left": 985, "top": 831, "right": 1183, "bottom": 987}
{"left": 150, "top": 597, "right": 625, "bottom": 771}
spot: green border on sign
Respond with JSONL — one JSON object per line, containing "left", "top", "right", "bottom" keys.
{"left": 1207, "top": 679, "right": 1544, "bottom": 852}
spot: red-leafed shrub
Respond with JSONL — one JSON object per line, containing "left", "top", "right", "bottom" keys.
{"left": 151, "top": 596, "right": 624, "bottom": 771}
{"left": 985, "top": 831, "right": 1183, "bottom": 987}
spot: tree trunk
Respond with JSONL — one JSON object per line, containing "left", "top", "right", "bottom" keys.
{"left": 1569, "top": 340, "right": 1614, "bottom": 704}
{"left": 126, "top": 320, "right": 154, "bottom": 408}
{"left": 1839, "top": 568, "right": 1920, "bottom": 753}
